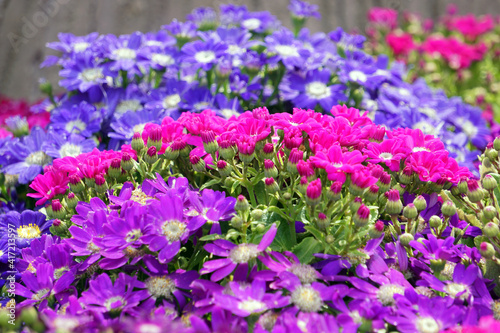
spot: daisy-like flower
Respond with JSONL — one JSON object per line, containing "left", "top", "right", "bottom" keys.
{"left": 364, "top": 138, "right": 410, "bottom": 172}
{"left": 59, "top": 51, "right": 106, "bottom": 93}
{"left": 214, "top": 279, "right": 290, "bottom": 317}
{"left": 200, "top": 224, "right": 277, "bottom": 281}
{"left": 288, "top": 0, "right": 321, "bottom": 19}
{"left": 181, "top": 38, "right": 227, "bottom": 71}
{"left": 50, "top": 101, "right": 102, "bottom": 138}
{"left": 80, "top": 273, "right": 148, "bottom": 316}
{"left": 186, "top": 189, "right": 236, "bottom": 234}
{"left": 0, "top": 210, "right": 52, "bottom": 249}
{"left": 43, "top": 131, "right": 97, "bottom": 158}
{"left": 144, "top": 194, "right": 205, "bottom": 263}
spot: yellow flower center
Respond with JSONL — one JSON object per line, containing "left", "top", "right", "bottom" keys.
{"left": 17, "top": 224, "right": 41, "bottom": 239}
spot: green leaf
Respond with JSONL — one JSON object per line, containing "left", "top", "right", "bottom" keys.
{"left": 199, "top": 234, "right": 223, "bottom": 241}
{"left": 272, "top": 219, "right": 296, "bottom": 251}
{"left": 267, "top": 206, "right": 291, "bottom": 222}
{"left": 230, "top": 179, "right": 241, "bottom": 195}
{"left": 303, "top": 225, "right": 324, "bottom": 240}
{"left": 254, "top": 181, "right": 267, "bottom": 205}
{"left": 200, "top": 178, "right": 221, "bottom": 191}
{"left": 251, "top": 172, "right": 265, "bottom": 186}
{"left": 292, "top": 237, "right": 323, "bottom": 264}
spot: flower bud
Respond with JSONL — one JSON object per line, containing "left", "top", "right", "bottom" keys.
{"left": 369, "top": 221, "right": 385, "bottom": 239}
{"left": 399, "top": 233, "right": 414, "bottom": 246}
{"left": 265, "top": 178, "right": 279, "bottom": 193}
{"left": 403, "top": 203, "right": 418, "bottom": 219}
{"left": 131, "top": 132, "right": 145, "bottom": 153}
{"left": 483, "top": 157, "right": 493, "bottom": 169}
{"left": 316, "top": 212, "right": 330, "bottom": 231}
{"left": 50, "top": 219, "right": 68, "bottom": 237}
{"left": 51, "top": 199, "right": 66, "bottom": 220}
{"left": 377, "top": 172, "right": 391, "bottom": 193}
{"left": 230, "top": 215, "right": 244, "bottom": 230}
{"left": 326, "top": 182, "right": 342, "bottom": 201}
{"left": 107, "top": 158, "right": 122, "bottom": 178}
{"left": 201, "top": 130, "right": 218, "bottom": 154}
{"left": 68, "top": 174, "right": 85, "bottom": 193}
{"left": 145, "top": 146, "right": 159, "bottom": 165}
{"left": 483, "top": 206, "right": 497, "bottom": 221}
{"left": 121, "top": 152, "right": 134, "bottom": 171}
{"left": 325, "top": 235, "right": 334, "bottom": 243}
{"left": 429, "top": 215, "right": 442, "bottom": 228}
{"left": 94, "top": 174, "right": 108, "bottom": 194}
{"left": 237, "top": 137, "right": 256, "bottom": 164}
{"left": 250, "top": 209, "right": 264, "bottom": 221}
{"left": 399, "top": 166, "right": 413, "bottom": 185}
{"left": 479, "top": 242, "right": 495, "bottom": 259}
{"left": 218, "top": 139, "right": 236, "bottom": 160}
{"left": 353, "top": 204, "right": 370, "bottom": 228}
{"left": 457, "top": 177, "right": 468, "bottom": 194}
{"left": 494, "top": 137, "right": 500, "bottom": 151}
{"left": 282, "top": 192, "right": 292, "bottom": 200}
{"left": 254, "top": 223, "right": 266, "bottom": 233}
{"left": 385, "top": 189, "right": 403, "bottom": 215}
{"left": 483, "top": 222, "right": 499, "bottom": 238}
{"left": 305, "top": 179, "right": 322, "bottom": 206}
{"left": 190, "top": 155, "right": 205, "bottom": 173}
{"left": 466, "top": 179, "right": 484, "bottom": 203}
{"left": 264, "top": 160, "right": 278, "bottom": 178}
{"left": 350, "top": 197, "right": 363, "bottom": 213}
{"left": 482, "top": 174, "right": 498, "bottom": 191}
{"left": 261, "top": 142, "right": 275, "bottom": 160}
{"left": 364, "top": 184, "right": 379, "bottom": 203}
{"left": 84, "top": 176, "right": 95, "bottom": 188}
{"left": 450, "top": 186, "right": 461, "bottom": 196}
{"left": 66, "top": 193, "right": 79, "bottom": 210}
{"left": 164, "top": 140, "right": 184, "bottom": 160}
{"left": 441, "top": 200, "right": 457, "bottom": 217}
{"left": 217, "top": 160, "right": 232, "bottom": 178}
{"left": 287, "top": 148, "right": 303, "bottom": 174}
{"left": 413, "top": 195, "right": 427, "bottom": 212}
{"left": 487, "top": 149, "right": 498, "bottom": 161}
{"left": 235, "top": 195, "right": 250, "bottom": 212}
{"left": 147, "top": 126, "right": 163, "bottom": 151}
{"left": 298, "top": 176, "right": 308, "bottom": 194}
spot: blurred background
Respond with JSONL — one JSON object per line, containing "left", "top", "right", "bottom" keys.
{"left": 0, "top": 0, "right": 499, "bottom": 101}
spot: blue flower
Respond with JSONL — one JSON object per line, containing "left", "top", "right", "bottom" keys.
{"left": 50, "top": 101, "right": 102, "bottom": 137}
{"left": 42, "top": 131, "right": 97, "bottom": 159}
{"left": 288, "top": 0, "right": 321, "bottom": 19}
{"left": 0, "top": 210, "right": 52, "bottom": 249}
{"left": 181, "top": 38, "right": 228, "bottom": 71}
{"left": 59, "top": 51, "right": 106, "bottom": 94}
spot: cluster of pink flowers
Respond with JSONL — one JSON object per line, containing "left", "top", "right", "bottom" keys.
{"left": 386, "top": 32, "right": 416, "bottom": 59}
{"left": 28, "top": 105, "right": 473, "bottom": 208}
{"left": 445, "top": 13, "right": 495, "bottom": 41}
{"left": 0, "top": 96, "right": 50, "bottom": 138}
{"left": 367, "top": 7, "right": 398, "bottom": 30}
{"left": 421, "top": 37, "right": 488, "bottom": 69}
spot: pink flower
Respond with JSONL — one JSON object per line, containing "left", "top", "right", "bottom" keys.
{"left": 27, "top": 170, "right": 69, "bottom": 205}
{"left": 364, "top": 139, "right": 410, "bottom": 172}
{"left": 386, "top": 32, "right": 416, "bottom": 59}
{"left": 272, "top": 108, "right": 322, "bottom": 133}
{"left": 446, "top": 14, "right": 494, "bottom": 41}
{"left": 367, "top": 7, "right": 398, "bottom": 29}
{"left": 310, "top": 144, "right": 366, "bottom": 181}
{"left": 330, "top": 105, "right": 372, "bottom": 128}
{"left": 421, "top": 37, "right": 487, "bottom": 69}
{"left": 178, "top": 110, "right": 227, "bottom": 135}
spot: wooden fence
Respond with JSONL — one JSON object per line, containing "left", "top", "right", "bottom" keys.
{"left": 0, "top": 0, "right": 499, "bottom": 100}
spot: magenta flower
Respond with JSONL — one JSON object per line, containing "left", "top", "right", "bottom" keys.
{"left": 200, "top": 224, "right": 277, "bottom": 281}
{"left": 364, "top": 139, "right": 410, "bottom": 172}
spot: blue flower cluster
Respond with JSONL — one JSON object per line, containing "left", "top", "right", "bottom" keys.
{"left": 2, "top": 2, "right": 488, "bottom": 186}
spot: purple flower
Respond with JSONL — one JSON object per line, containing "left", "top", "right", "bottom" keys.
{"left": 241, "top": 11, "right": 279, "bottom": 33}
{"left": 104, "top": 32, "right": 143, "bottom": 75}
{"left": 59, "top": 51, "right": 106, "bottom": 93}
{"left": 272, "top": 312, "right": 339, "bottom": 332}
{"left": 219, "top": 4, "right": 248, "bottom": 26}
{"left": 80, "top": 273, "right": 148, "bottom": 315}
{"left": 105, "top": 85, "right": 147, "bottom": 120}
{"left": 0, "top": 210, "right": 52, "bottom": 249}
{"left": 145, "top": 79, "right": 191, "bottom": 115}
{"left": 332, "top": 297, "right": 388, "bottom": 332}
{"left": 186, "top": 189, "right": 236, "bottom": 234}
{"left": 265, "top": 29, "right": 310, "bottom": 69}
{"left": 0, "top": 127, "right": 52, "bottom": 184}
{"left": 201, "top": 224, "right": 277, "bottom": 281}
{"left": 409, "top": 234, "right": 461, "bottom": 264}
{"left": 162, "top": 19, "right": 197, "bottom": 41}
{"left": 287, "top": 68, "right": 347, "bottom": 110}
{"left": 181, "top": 87, "right": 213, "bottom": 113}
{"left": 213, "top": 279, "right": 290, "bottom": 317}
{"left": 186, "top": 7, "right": 218, "bottom": 30}
{"left": 137, "top": 255, "right": 198, "bottom": 307}
{"left": 108, "top": 109, "right": 164, "bottom": 145}
{"left": 50, "top": 101, "right": 102, "bottom": 137}
{"left": 288, "top": 0, "right": 321, "bottom": 19}
{"left": 190, "top": 308, "right": 248, "bottom": 333}
{"left": 259, "top": 251, "right": 321, "bottom": 287}
{"left": 42, "top": 131, "right": 97, "bottom": 158}
{"left": 181, "top": 38, "right": 227, "bottom": 71}
{"left": 144, "top": 194, "right": 205, "bottom": 263}
{"left": 15, "top": 263, "right": 74, "bottom": 310}
{"left": 212, "top": 94, "right": 243, "bottom": 119}
{"left": 45, "top": 32, "right": 100, "bottom": 59}
{"left": 143, "top": 174, "right": 191, "bottom": 199}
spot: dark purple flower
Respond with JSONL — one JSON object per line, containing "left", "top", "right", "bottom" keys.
{"left": 0, "top": 210, "right": 52, "bottom": 249}
{"left": 50, "top": 101, "right": 102, "bottom": 137}
{"left": 201, "top": 224, "right": 277, "bottom": 281}
{"left": 259, "top": 251, "right": 321, "bottom": 287}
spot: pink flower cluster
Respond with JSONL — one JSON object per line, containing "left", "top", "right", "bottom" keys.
{"left": 386, "top": 32, "right": 416, "bottom": 59}
{"left": 444, "top": 315, "right": 500, "bottom": 333}
{"left": 421, "top": 37, "right": 487, "bottom": 69}
{"left": 367, "top": 7, "right": 398, "bottom": 29}
{"left": 28, "top": 106, "right": 473, "bottom": 206}
{"left": 446, "top": 14, "right": 495, "bottom": 41}
{"left": 0, "top": 96, "right": 50, "bottom": 137}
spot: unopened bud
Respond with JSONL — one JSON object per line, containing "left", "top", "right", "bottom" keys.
{"left": 190, "top": 155, "right": 205, "bottom": 173}
{"left": 494, "top": 137, "right": 500, "bottom": 150}
{"left": 479, "top": 242, "right": 495, "bottom": 259}
{"left": 131, "top": 132, "right": 145, "bottom": 153}
{"left": 353, "top": 204, "right": 370, "bottom": 228}
{"left": 483, "top": 222, "right": 499, "bottom": 238}
{"left": 230, "top": 215, "right": 244, "bottom": 230}
{"left": 413, "top": 195, "right": 427, "bottom": 212}
{"left": 487, "top": 149, "right": 498, "bottom": 161}
{"left": 403, "top": 204, "right": 418, "bottom": 219}
{"left": 429, "top": 215, "right": 442, "bottom": 228}
{"left": 385, "top": 189, "right": 403, "bottom": 215}
{"left": 251, "top": 209, "right": 264, "bottom": 221}
{"left": 66, "top": 193, "right": 78, "bottom": 210}
{"left": 94, "top": 174, "right": 108, "bottom": 193}
{"left": 466, "top": 179, "right": 484, "bottom": 203}
{"left": 235, "top": 195, "right": 250, "bottom": 212}
{"left": 441, "top": 201, "right": 457, "bottom": 217}
{"left": 399, "top": 233, "right": 414, "bottom": 246}
{"left": 121, "top": 152, "right": 134, "bottom": 171}
{"left": 484, "top": 206, "right": 497, "bottom": 221}
{"left": 369, "top": 221, "right": 385, "bottom": 239}
{"left": 265, "top": 178, "right": 279, "bottom": 193}
{"left": 201, "top": 130, "right": 218, "bottom": 154}
{"left": 482, "top": 174, "right": 498, "bottom": 191}
{"left": 316, "top": 212, "right": 330, "bottom": 232}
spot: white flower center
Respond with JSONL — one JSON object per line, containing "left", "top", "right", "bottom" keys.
{"left": 146, "top": 276, "right": 176, "bottom": 299}
{"left": 291, "top": 285, "right": 322, "bottom": 312}
{"left": 113, "top": 48, "right": 137, "bottom": 60}
{"left": 53, "top": 318, "right": 80, "bottom": 331}
{"left": 416, "top": 317, "right": 440, "bottom": 333}
{"left": 288, "top": 264, "right": 317, "bottom": 284}
{"left": 227, "top": 45, "right": 245, "bottom": 55}
{"left": 104, "top": 296, "right": 127, "bottom": 311}
{"left": 33, "top": 288, "right": 50, "bottom": 301}
{"left": 398, "top": 88, "right": 411, "bottom": 96}
{"left": 59, "top": 143, "right": 82, "bottom": 158}
{"left": 161, "top": 221, "right": 186, "bottom": 242}
{"left": 194, "top": 102, "right": 210, "bottom": 111}
{"left": 137, "top": 324, "right": 162, "bottom": 333}
{"left": 116, "top": 99, "right": 142, "bottom": 114}
{"left": 86, "top": 241, "right": 100, "bottom": 254}
{"left": 419, "top": 107, "right": 437, "bottom": 119}
{"left": 379, "top": 152, "right": 393, "bottom": 160}
{"left": 413, "top": 121, "right": 436, "bottom": 135}
{"left": 194, "top": 51, "right": 216, "bottom": 64}
{"left": 73, "top": 42, "right": 90, "bottom": 52}
{"left": 305, "top": 82, "right": 331, "bottom": 99}
{"left": 376, "top": 284, "right": 405, "bottom": 306}
{"left": 242, "top": 18, "right": 261, "bottom": 30}
{"left": 492, "top": 300, "right": 500, "bottom": 320}
{"left": 238, "top": 299, "right": 267, "bottom": 314}
{"left": 221, "top": 108, "right": 240, "bottom": 119}
{"left": 460, "top": 120, "right": 478, "bottom": 138}
{"left": 152, "top": 53, "right": 174, "bottom": 66}
{"left": 79, "top": 68, "right": 103, "bottom": 83}
{"left": 65, "top": 120, "right": 87, "bottom": 133}
{"left": 412, "top": 147, "right": 430, "bottom": 153}
{"left": 163, "top": 94, "right": 181, "bottom": 109}
{"left": 17, "top": 224, "right": 41, "bottom": 239}
{"left": 132, "top": 123, "right": 147, "bottom": 134}
{"left": 130, "top": 188, "right": 154, "bottom": 205}
{"left": 349, "top": 70, "right": 367, "bottom": 83}
{"left": 444, "top": 283, "right": 470, "bottom": 300}
{"left": 25, "top": 151, "right": 51, "bottom": 166}
{"left": 275, "top": 45, "right": 299, "bottom": 58}
{"left": 229, "top": 244, "right": 260, "bottom": 264}
{"left": 125, "top": 229, "right": 142, "bottom": 243}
